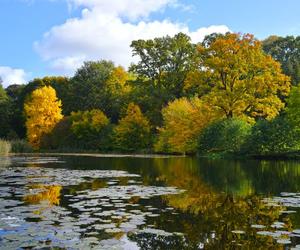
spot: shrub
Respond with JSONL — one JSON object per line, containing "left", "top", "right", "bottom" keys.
{"left": 198, "top": 118, "right": 252, "bottom": 154}
{"left": 155, "top": 97, "right": 221, "bottom": 154}
{"left": 40, "top": 117, "right": 76, "bottom": 150}
{"left": 113, "top": 103, "right": 151, "bottom": 152}
{"left": 0, "top": 140, "right": 11, "bottom": 155}
{"left": 70, "top": 109, "right": 112, "bottom": 150}
{"left": 11, "top": 140, "right": 33, "bottom": 153}
{"left": 41, "top": 110, "right": 113, "bottom": 151}
{"left": 243, "top": 116, "right": 300, "bottom": 155}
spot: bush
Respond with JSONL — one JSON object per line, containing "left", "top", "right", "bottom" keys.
{"left": 70, "top": 109, "right": 112, "bottom": 150}
{"left": 41, "top": 110, "right": 113, "bottom": 151}
{"left": 155, "top": 97, "right": 221, "bottom": 154}
{"left": 41, "top": 117, "right": 76, "bottom": 150}
{"left": 11, "top": 140, "right": 33, "bottom": 153}
{"left": 0, "top": 140, "right": 11, "bottom": 155}
{"left": 113, "top": 103, "right": 152, "bottom": 152}
{"left": 198, "top": 118, "right": 252, "bottom": 154}
{"left": 243, "top": 116, "right": 300, "bottom": 155}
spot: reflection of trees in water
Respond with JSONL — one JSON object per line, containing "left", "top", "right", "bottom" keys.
{"left": 154, "top": 157, "right": 300, "bottom": 196}
{"left": 246, "top": 160, "right": 300, "bottom": 194}
{"left": 23, "top": 184, "right": 62, "bottom": 206}
{"left": 67, "top": 179, "right": 107, "bottom": 194}
{"left": 0, "top": 157, "right": 11, "bottom": 168}
{"left": 142, "top": 158, "right": 293, "bottom": 249}
{"left": 128, "top": 233, "right": 189, "bottom": 250}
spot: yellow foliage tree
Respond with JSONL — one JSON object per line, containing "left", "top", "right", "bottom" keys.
{"left": 24, "top": 86, "right": 63, "bottom": 149}
{"left": 71, "top": 109, "right": 109, "bottom": 138}
{"left": 185, "top": 33, "right": 291, "bottom": 122}
{"left": 155, "top": 97, "right": 222, "bottom": 154}
{"left": 114, "top": 103, "right": 151, "bottom": 152}
{"left": 106, "top": 66, "right": 132, "bottom": 95}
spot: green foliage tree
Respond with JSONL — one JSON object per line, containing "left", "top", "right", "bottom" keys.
{"left": 198, "top": 118, "right": 252, "bottom": 154}
{"left": 5, "top": 84, "right": 26, "bottom": 138}
{"left": 113, "top": 103, "right": 151, "bottom": 152}
{"left": 243, "top": 116, "right": 300, "bottom": 155}
{"left": 40, "top": 117, "right": 76, "bottom": 150}
{"left": 0, "top": 83, "right": 13, "bottom": 138}
{"left": 263, "top": 35, "right": 300, "bottom": 85}
{"left": 68, "top": 61, "right": 131, "bottom": 121}
{"left": 70, "top": 109, "right": 112, "bottom": 150}
{"left": 286, "top": 85, "right": 300, "bottom": 129}
{"left": 129, "top": 33, "right": 197, "bottom": 125}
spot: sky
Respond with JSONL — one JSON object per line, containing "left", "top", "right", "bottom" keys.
{"left": 0, "top": 0, "right": 300, "bottom": 87}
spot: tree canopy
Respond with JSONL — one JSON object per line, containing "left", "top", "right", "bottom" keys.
{"left": 113, "top": 103, "right": 151, "bottom": 152}
{"left": 129, "top": 33, "right": 197, "bottom": 125}
{"left": 263, "top": 35, "right": 300, "bottom": 85}
{"left": 24, "top": 86, "right": 63, "bottom": 149}
{"left": 155, "top": 97, "right": 221, "bottom": 154}
{"left": 67, "top": 61, "right": 131, "bottom": 121}
{"left": 185, "top": 33, "right": 291, "bottom": 122}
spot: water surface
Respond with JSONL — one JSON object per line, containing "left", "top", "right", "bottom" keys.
{"left": 1, "top": 155, "right": 300, "bottom": 249}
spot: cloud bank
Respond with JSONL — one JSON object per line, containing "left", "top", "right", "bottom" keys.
{"left": 0, "top": 66, "right": 27, "bottom": 87}
{"left": 35, "top": 0, "right": 230, "bottom": 75}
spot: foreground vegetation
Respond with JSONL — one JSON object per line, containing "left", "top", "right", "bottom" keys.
{"left": 0, "top": 139, "right": 33, "bottom": 155}
{"left": 0, "top": 32, "right": 300, "bottom": 157}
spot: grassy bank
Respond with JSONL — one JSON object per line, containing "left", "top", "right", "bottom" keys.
{"left": 0, "top": 139, "right": 33, "bottom": 155}
{"left": 0, "top": 140, "right": 11, "bottom": 155}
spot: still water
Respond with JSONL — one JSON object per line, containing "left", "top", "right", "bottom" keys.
{"left": 1, "top": 155, "right": 300, "bottom": 249}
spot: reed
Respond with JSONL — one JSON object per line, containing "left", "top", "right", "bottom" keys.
{"left": 0, "top": 140, "right": 11, "bottom": 155}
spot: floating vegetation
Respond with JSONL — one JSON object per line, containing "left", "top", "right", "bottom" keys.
{"left": 231, "top": 230, "right": 245, "bottom": 234}
{"left": 0, "top": 156, "right": 186, "bottom": 249}
{"left": 264, "top": 192, "right": 300, "bottom": 208}
{"left": 251, "top": 224, "right": 266, "bottom": 229}
{"left": 1, "top": 156, "right": 300, "bottom": 249}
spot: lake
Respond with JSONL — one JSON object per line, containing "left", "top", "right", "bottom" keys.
{"left": 0, "top": 155, "right": 300, "bottom": 249}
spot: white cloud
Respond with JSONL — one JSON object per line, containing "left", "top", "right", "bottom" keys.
{"left": 35, "top": 0, "right": 230, "bottom": 75}
{"left": 0, "top": 66, "right": 28, "bottom": 87}
{"left": 67, "top": 0, "right": 177, "bottom": 20}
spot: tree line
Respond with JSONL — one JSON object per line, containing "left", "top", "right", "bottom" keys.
{"left": 1, "top": 32, "right": 300, "bottom": 156}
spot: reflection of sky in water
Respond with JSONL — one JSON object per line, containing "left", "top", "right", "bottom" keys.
{"left": 0, "top": 156, "right": 300, "bottom": 248}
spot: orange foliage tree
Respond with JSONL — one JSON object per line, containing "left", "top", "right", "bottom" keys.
{"left": 185, "top": 33, "right": 291, "bottom": 122}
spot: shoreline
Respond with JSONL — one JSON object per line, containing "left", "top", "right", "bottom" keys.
{"left": 8, "top": 152, "right": 186, "bottom": 159}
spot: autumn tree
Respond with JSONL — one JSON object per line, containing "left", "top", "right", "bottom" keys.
{"left": 20, "top": 76, "right": 70, "bottom": 113}
{"left": 185, "top": 33, "right": 291, "bottom": 122}
{"left": 113, "top": 103, "right": 151, "bottom": 152}
{"left": 24, "top": 86, "right": 63, "bottom": 149}
{"left": 155, "top": 97, "right": 222, "bottom": 154}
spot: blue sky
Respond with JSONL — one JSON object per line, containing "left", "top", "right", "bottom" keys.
{"left": 0, "top": 0, "right": 300, "bottom": 87}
